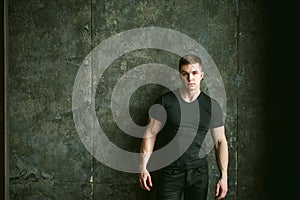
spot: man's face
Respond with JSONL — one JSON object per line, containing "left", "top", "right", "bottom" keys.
{"left": 179, "top": 63, "right": 204, "bottom": 91}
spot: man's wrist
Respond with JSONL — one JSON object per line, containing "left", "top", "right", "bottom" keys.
{"left": 139, "top": 164, "right": 147, "bottom": 172}
{"left": 220, "top": 174, "right": 228, "bottom": 181}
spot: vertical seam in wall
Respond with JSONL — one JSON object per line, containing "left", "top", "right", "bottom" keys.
{"left": 90, "top": 0, "right": 94, "bottom": 199}
{"left": 235, "top": 0, "right": 240, "bottom": 199}
{"left": 4, "top": 0, "right": 9, "bottom": 199}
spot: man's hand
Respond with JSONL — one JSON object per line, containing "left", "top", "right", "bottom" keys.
{"left": 211, "top": 126, "right": 228, "bottom": 200}
{"left": 139, "top": 169, "right": 153, "bottom": 191}
{"left": 215, "top": 178, "right": 228, "bottom": 200}
{"left": 139, "top": 118, "right": 161, "bottom": 191}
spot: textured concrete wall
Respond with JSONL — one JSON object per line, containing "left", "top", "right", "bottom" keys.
{"left": 7, "top": 0, "right": 268, "bottom": 199}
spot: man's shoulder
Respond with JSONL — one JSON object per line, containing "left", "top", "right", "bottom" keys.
{"left": 155, "top": 89, "right": 178, "bottom": 105}
{"left": 200, "top": 91, "right": 210, "bottom": 98}
{"left": 159, "top": 89, "right": 178, "bottom": 99}
{"left": 199, "top": 92, "right": 219, "bottom": 103}
{"left": 199, "top": 91, "right": 212, "bottom": 102}
{"left": 198, "top": 92, "right": 222, "bottom": 109}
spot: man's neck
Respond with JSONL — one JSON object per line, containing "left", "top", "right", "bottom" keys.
{"left": 179, "top": 87, "right": 201, "bottom": 103}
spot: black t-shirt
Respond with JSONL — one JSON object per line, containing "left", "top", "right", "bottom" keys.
{"left": 150, "top": 89, "right": 224, "bottom": 169}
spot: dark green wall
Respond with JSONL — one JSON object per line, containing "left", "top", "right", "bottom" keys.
{"left": 7, "top": 0, "right": 270, "bottom": 199}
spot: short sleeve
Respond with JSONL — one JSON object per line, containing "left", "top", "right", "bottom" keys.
{"left": 149, "top": 95, "right": 167, "bottom": 123}
{"left": 210, "top": 98, "right": 224, "bottom": 128}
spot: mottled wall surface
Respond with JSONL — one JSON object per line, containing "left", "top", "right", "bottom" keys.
{"left": 7, "top": 0, "right": 267, "bottom": 199}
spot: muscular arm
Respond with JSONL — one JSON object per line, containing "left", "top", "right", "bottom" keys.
{"left": 211, "top": 126, "right": 228, "bottom": 200}
{"left": 139, "top": 117, "right": 162, "bottom": 191}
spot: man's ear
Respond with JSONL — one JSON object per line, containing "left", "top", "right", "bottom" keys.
{"left": 200, "top": 71, "right": 204, "bottom": 80}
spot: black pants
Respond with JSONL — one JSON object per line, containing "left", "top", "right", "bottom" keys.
{"left": 156, "top": 165, "right": 208, "bottom": 200}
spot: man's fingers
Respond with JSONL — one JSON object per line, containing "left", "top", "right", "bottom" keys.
{"left": 216, "top": 192, "right": 226, "bottom": 200}
{"left": 139, "top": 178, "right": 146, "bottom": 190}
{"left": 139, "top": 178, "right": 147, "bottom": 190}
{"left": 215, "top": 183, "right": 220, "bottom": 197}
{"left": 215, "top": 180, "right": 227, "bottom": 200}
{"left": 143, "top": 177, "right": 151, "bottom": 191}
{"left": 220, "top": 190, "right": 226, "bottom": 198}
{"left": 139, "top": 174, "right": 152, "bottom": 191}
{"left": 148, "top": 176, "right": 153, "bottom": 187}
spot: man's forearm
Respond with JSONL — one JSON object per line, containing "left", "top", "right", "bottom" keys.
{"left": 140, "top": 134, "right": 156, "bottom": 171}
{"left": 215, "top": 138, "right": 228, "bottom": 179}
{"left": 140, "top": 118, "right": 161, "bottom": 171}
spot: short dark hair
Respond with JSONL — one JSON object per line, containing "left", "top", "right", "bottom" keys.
{"left": 178, "top": 54, "right": 203, "bottom": 71}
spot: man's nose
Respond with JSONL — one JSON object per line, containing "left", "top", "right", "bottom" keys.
{"left": 187, "top": 73, "right": 194, "bottom": 81}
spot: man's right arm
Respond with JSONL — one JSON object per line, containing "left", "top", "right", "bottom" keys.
{"left": 139, "top": 117, "right": 161, "bottom": 191}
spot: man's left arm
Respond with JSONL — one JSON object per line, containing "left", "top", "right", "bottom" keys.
{"left": 211, "top": 126, "right": 228, "bottom": 200}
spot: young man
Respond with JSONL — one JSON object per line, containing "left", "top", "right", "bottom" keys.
{"left": 139, "top": 54, "right": 228, "bottom": 200}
